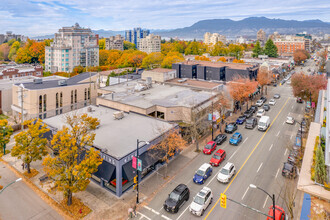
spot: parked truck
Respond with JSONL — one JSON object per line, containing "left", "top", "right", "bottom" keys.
{"left": 258, "top": 116, "right": 270, "bottom": 131}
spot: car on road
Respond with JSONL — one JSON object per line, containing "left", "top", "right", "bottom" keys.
{"left": 256, "top": 100, "right": 263, "bottom": 107}
{"left": 286, "top": 116, "right": 295, "bottom": 124}
{"left": 249, "top": 105, "right": 258, "bottom": 113}
{"left": 243, "top": 109, "right": 253, "bottom": 118}
{"left": 164, "top": 184, "right": 190, "bottom": 213}
{"left": 193, "top": 163, "right": 213, "bottom": 184}
{"left": 263, "top": 104, "right": 270, "bottom": 111}
{"left": 256, "top": 109, "right": 265, "bottom": 117}
{"left": 269, "top": 99, "right": 276, "bottom": 106}
{"left": 217, "top": 162, "right": 236, "bottom": 183}
{"left": 203, "top": 141, "right": 217, "bottom": 154}
{"left": 266, "top": 205, "right": 288, "bottom": 220}
{"left": 209, "top": 149, "right": 226, "bottom": 166}
{"left": 225, "top": 122, "right": 237, "bottom": 134}
{"left": 296, "top": 97, "right": 303, "bottom": 103}
{"left": 189, "top": 187, "right": 213, "bottom": 216}
{"left": 282, "top": 162, "right": 297, "bottom": 179}
{"left": 236, "top": 115, "right": 246, "bottom": 125}
{"left": 260, "top": 96, "right": 267, "bottom": 103}
{"left": 229, "top": 132, "right": 242, "bottom": 145}
{"left": 245, "top": 117, "right": 257, "bottom": 129}
{"left": 274, "top": 94, "right": 281, "bottom": 99}
{"left": 213, "top": 134, "right": 227, "bottom": 145}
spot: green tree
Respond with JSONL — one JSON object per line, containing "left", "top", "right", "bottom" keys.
{"left": 7, "top": 39, "right": 16, "bottom": 46}
{"left": 252, "top": 41, "right": 263, "bottom": 58}
{"left": 11, "top": 119, "right": 49, "bottom": 173}
{"left": 123, "top": 41, "right": 136, "bottom": 50}
{"left": 161, "top": 52, "right": 184, "bottom": 68}
{"left": 43, "top": 114, "right": 102, "bottom": 206}
{"left": 141, "top": 52, "right": 164, "bottom": 69}
{"left": 99, "top": 39, "right": 106, "bottom": 50}
{"left": 315, "top": 146, "right": 327, "bottom": 184}
{"left": 208, "top": 41, "right": 228, "bottom": 56}
{"left": 228, "top": 44, "right": 244, "bottom": 59}
{"left": 185, "top": 41, "right": 206, "bottom": 55}
{"left": 264, "top": 39, "right": 278, "bottom": 58}
{"left": 0, "top": 119, "right": 13, "bottom": 155}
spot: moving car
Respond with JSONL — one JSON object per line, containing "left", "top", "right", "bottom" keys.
{"left": 193, "top": 163, "right": 213, "bottom": 184}
{"left": 269, "top": 99, "right": 276, "bottom": 106}
{"left": 274, "top": 94, "right": 281, "bottom": 99}
{"left": 236, "top": 115, "right": 246, "bottom": 125}
{"left": 213, "top": 134, "right": 227, "bottom": 145}
{"left": 282, "top": 162, "right": 297, "bottom": 179}
{"left": 243, "top": 109, "right": 253, "bottom": 118}
{"left": 217, "top": 162, "right": 236, "bottom": 183}
{"left": 263, "top": 104, "right": 270, "bottom": 111}
{"left": 189, "top": 187, "right": 213, "bottom": 216}
{"left": 245, "top": 117, "right": 257, "bottom": 129}
{"left": 225, "top": 122, "right": 237, "bottom": 134}
{"left": 256, "top": 109, "right": 265, "bottom": 117}
{"left": 229, "top": 132, "right": 242, "bottom": 145}
{"left": 203, "top": 141, "right": 217, "bottom": 154}
{"left": 266, "top": 205, "right": 288, "bottom": 220}
{"left": 296, "top": 97, "right": 303, "bottom": 103}
{"left": 258, "top": 116, "right": 270, "bottom": 131}
{"left": 286, "top": 116, "right": 295, "bottom": 124}
{"left": 209, "top": 149, "right": 226, "bottom": 167}
{"left": 164, "top": 184, "right": 190, "bottom": 213}
{"left": 256, "top": 100, "right": 263, "bottom": 107}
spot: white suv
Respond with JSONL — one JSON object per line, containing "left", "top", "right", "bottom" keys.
{"left": 217, "top": 162, "right": 236, "bottom": 183}
{"left": 256, "top": 100, "right": 263, "bottom": 107}
{"left": 189, "top": 187, "right": 213, "bottom": 216}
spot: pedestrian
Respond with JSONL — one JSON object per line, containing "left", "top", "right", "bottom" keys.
{"left": 128, "top": 207, "right": 133, "bottom": 218}
{"left": 133, "top": 205, "right": 137, "bottom": 217}
{"left": 21, "top": 163, "right": 24, "bottom": 170}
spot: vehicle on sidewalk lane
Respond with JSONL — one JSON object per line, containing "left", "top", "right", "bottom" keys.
{"left": 217, "top": 162, "right": 236, "bottom": 183}
{"left": 189, "top": 187, "right": 213, "bottom": 216}
{"left": 245, "top": 117, "right": 257, "bottom": 129}
{"left": 163, "top": 184, "right": 190, "bottom": 213}
{"left": 229, "top": 132, "right": 242, "bottom": 145}
{"left": 203, "top": 141, "right": 216, "bottom": 154}
{"left": 225, "top": 122, "right": 237, "bottom": 134}
{"left": 209, "top": 149, "right": 226, "bottom": 166}
{"left": 213, "top": 134, "right": 227, "bottom": 145}
{"left": 193, "top": 163, "right": 213, "bottom": 184}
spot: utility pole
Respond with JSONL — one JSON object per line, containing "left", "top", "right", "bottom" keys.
{"left": 211, "top": 101, "right": 214, "bottom": 140}
{"left": 19, "top": 84, "right": 25, "bottom": 130}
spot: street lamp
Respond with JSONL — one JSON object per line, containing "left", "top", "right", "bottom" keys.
{"left": 136, "top": 139, "right": 150, "bottom": 205}
{"left": 2, "top": 126, "right": 7, "bottom": 155}
{"left": 249, "top": 184, "right": 276, "bottom": 220}
{"left": 0, "top": 178, "right": 22, "bottom": 194}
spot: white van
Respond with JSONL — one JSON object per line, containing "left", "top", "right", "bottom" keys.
{"left": 258, "top": 116, "right": 270, "bottom": 131}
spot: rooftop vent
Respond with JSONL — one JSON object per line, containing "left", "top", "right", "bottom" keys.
{"left": 113, "top": 111, "right": 124, "bottom": 120}
{"left": 33, "top": 78, "right": 43, "bottom": 84}
{"left": 58, "top": 79, "right": 67, "bottom": 86}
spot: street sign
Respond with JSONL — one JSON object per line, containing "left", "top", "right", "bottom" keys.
{"left": 220, "top": 193, "right": 227, "bottom": 209}
{"left": 208, "top": 113, "right": 212, "bottom": 121}
{"left": 132, "top": 156, "right": 137, "bottom": 169}
{"left": 137, "top": 159, "right": 142, "bottom": 172}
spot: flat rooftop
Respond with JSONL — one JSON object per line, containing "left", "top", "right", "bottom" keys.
{"left": 182, "top": 60, "right": 258, "bottom": 70}
{"left": 43, "top": 105, "right": 175, "bottom": 159}
{"left": 166, "top": 78, "right": 223, "bottom": 90}
{"left": 100, "top": 80, "right": 215, "bottom": 109}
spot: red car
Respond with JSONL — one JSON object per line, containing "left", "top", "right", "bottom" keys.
{"left": 203, "top": 141, "right": 216, "bottom": 154}
{"left": 266, "top": 205, "right": 287, "bottom": 220}
{"left": 209, "top": 149, "right": 226, "bottom": 166}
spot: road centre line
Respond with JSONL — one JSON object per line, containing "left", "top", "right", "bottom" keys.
{"left": 176, "top": 205, "right": 190, "bottom": 220}
{"left": 243, "top": 137, "right": 249, "bottom": 144}
{"left": 275, "top": 168, "right": 280, "bottom": 179}
{"left": 228, "top": 148, "right": 239, "bottom": 161}
{"left": 263, "top": 196, "right": 269, "bottom": 208}
{"left": 257, "top": 163, "right": 263, "bottom": 173}
{"left": 269, "top": 144, "right": 273, "bottom": 151}
{"left": 241, "top": 187, "right": 249, "bottom": 200}
{"left": 204, "top": 97, "right": 290, "bottom": 220}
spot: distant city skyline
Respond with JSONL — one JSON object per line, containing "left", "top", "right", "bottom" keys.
{"left": 1, "top": 0, "right": 330, "bottom": 36}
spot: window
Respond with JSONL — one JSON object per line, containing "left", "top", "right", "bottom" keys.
{"left": 43, "top": 94, "right": 47, "bottom": 112}
{"left": 74, "top": 90, "right": 77, "bottom": 103}
{"left": 39, "top": 95, "right": 42, "bottom": 113}
{"left": 56, "top": 93, "right": 59, "bottom": 108}
{"left": 56, "top": 109, "right": 58, "bottom": 115}
{"left": 71, "top": 90, "right": 73, "bottom": 104}
{"left": 88, "top": 88, "right": 90, "bottom": 100}
{"left": 84, "top": 88, "right": 87, "bottom": 101}
{"left": 60, "top": 92, "right": 63, "bottom": 107}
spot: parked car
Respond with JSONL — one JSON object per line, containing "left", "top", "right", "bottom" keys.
{"left": 287, "top": 80, "right": 291, "bottom": 85}
{"left": 229, "top": 132, "right": 242, "bottom": 145}
{"left": 296, "top": 97, "right": 303, "bottom": 103}
{"left": 288, "top": 150, "right": 299, "bottom": 165}
{"left": 256, "top": 109, "right": 265, "bottom": 117}
{"left": 273, "top": 83, "right": 277, "bottom": 87}
{"left": 217, "top": 162, "right": 236, "bottom": 183}
{"left": 164, "top": 184, "right": 190, "bottom": 213}
{"left": 260, "top": 96, "right": 267, "bottom": 103}
{"left": 245, "top": 117, "right": 257, "bottom": 129}
{"left": 193, "top": 163, "right": 213, "bottom": 184}
{"left": 236, "top": 115, "right": 246, "bottom": 125}
{"left": 243, "top": 109, "right": 253, "bottom": 118}
{"left": 189, "top": 187, "right": 213, "bottom": 216}
{"left": 263, "top": 104, "right": 270, "bottom": 111}
{"left": 274, "top": 94, "right": 281, "bottom": 99}
{"left": 266, "top": 205, "right": 288, "bottom": 220}
{"left": 249, "top": 105, "right": 258, "bottom": 113}
{"left": 286, "top": 116, "right": 295, "bottom": 125}
{"left": 209, "top": 149, "right": 226, "bottom": 167}
{"left": 203, "top": 141, "right": 217, "bottom": 155}
{"left": 256, "top": 100, "right": 263, "bottom": 107}
{"left": 269, "top": 99, "right": 276, "bottom": 106}
{"left": 282, "top": 162, "right": 297, "bottom": 179}
{"left": 225, "top": 122, "right": 238, "bottom": 134}
{"left": 213, "top": 134, "right": 227, "bottom": 145}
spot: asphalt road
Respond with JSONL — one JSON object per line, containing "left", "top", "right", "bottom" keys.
{"left": 0, "top": 163, "right": 63, "bottom": 220}
{"left": 295, "top": 58, "right": 318, "bottom": 75}
{"left": 137, "top": 81, "right": 304, "bottom": 220}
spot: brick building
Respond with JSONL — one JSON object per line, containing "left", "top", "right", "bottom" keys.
{"left": 0, "top": 63, "right": 43, "bottom": 79}
{"left": 274, "top": 38, "right": 306, "bottom": 56}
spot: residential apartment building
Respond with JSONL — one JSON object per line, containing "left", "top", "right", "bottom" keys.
{"left": 125, "top": 27, "right": 150, "bottom": 49}
{"left": 274, "top": 38, "right": 305, "bottom": 56}
{"left": 11, "top": 72, "right": 98, "bottom": 120}
{"left": 138, "top": 34, "right": 161, "bottom": 53}
{"left": 45, "top": 23, "right": 99, "bottom": 73}
{"left": 0, "top": 62, "right": 43, "bottom": 79}
{"left": 105, "top": 35, "right": 124, "bottom": 51}
{"left": 257, "top": 29, "right": 266, "bottom": 43}
{"left": 268, "top": 32, "right": 281, "bottom": 41}
{"left": 204, "top": 32, "right": 226, "bottom": 45}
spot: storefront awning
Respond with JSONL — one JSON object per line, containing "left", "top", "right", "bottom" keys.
{"left": 93, "top": 161, "right": 116, "bottom": 182}
{"left": 122, "top": 162, "right": 136, "bottom": 181}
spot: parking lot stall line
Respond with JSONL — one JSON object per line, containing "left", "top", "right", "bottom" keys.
{"left": 161, "top": 214, "right": 173, "bottom": 220}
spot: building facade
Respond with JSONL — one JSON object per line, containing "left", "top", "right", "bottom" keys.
{"left": 45, "top": 23, "right": 99, "bottom": 73}
{"left": 141, "top": 68, "right": 176, "bottom": 82}
{"left": 125, "top": 27, "right": 150, "bottom": 49}
{"left": 257, "top": 29, "right": 266, "bottom": 43}
{"left": 105, "top": 35, "right": 124, "bottom": 51}
{"left": 204, "top": 32, "right": 226, "bottom": 45}
{"left": 274, "top": 38, "right": 305, "bottom": 56}
{"left": 0, "top": 31, "right": 23, "bottom": 44}
{"left": 0, "top": 63, "right": 43, "bottom": 79}
{"left": 138, "top": 34, "right": 161, "bottom": 53}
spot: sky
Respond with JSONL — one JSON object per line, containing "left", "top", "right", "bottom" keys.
{"left": 1, "top": 0, "right": 330, "bottom": 36}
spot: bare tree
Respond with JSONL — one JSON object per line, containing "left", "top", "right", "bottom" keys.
{"left": 279, "top": 177, "right": 298, "bottom": 219}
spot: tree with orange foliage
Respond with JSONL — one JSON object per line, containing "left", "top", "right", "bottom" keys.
{"left": 217, "top": 57, "right": 227, "bottom": 62}
{"left": 232, "top": 59, "right": 245, "bottom": 63}
{"left": 257, "top": 66, "right": 271, "bottom": 95}
{"left": 195, "top": 55, "right": 211, "bottom": 61}
{"left": 228, "top": 76, "right": 258, "bottom": 110}
{"left": 214, "top": 92, "right": 230, "bottom": 132}
{"left": 293, "top": 50, "right": 308, "bottom": 65}
{"left": 15, "top": 39, "right": 45, "bottom": 64}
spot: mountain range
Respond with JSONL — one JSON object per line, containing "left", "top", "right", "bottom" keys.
{"left": 32, "top": 17, "right": 330, "bottom": 40}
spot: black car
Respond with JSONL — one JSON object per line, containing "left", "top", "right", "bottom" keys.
{"left": 263, "top": 104, "right": 270, "bottom": 111}
{"left": 260, "top": 96, "right": 267, "bottom": 103}
{"left": 225, "top": 122, "right": 238, "bottom": 134}
{"left": 274, "top": 94, "right": 281, "bottom": 99}
{"left": 296, "top": 97, "right": 303, "bottom": 103}
{"left": 282, "top": 162, "right": 297, "bottom": 179}
{"left": 273, "top": 83, "right": 277, "bottom": 87}
{"left": 245, "top": 118, "right": 257, "bottom": 129}
{"left": 249, "top": 105, "right": 258, "bottom": 113}
{"left": 213, "top": 134, "right": 227, "bottom": 145}
{"left": 164, "top": 184, "right": 190, "bottom": 213}
{"left": 243, "top": 109, "right": 253, "bottom": 118}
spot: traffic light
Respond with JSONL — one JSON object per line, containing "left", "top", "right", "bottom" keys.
{"left": 133, "top": 175, "right": 138, "bottom": 184}
{"left": 220, "top": 193, "right": 227, "bottom": 209}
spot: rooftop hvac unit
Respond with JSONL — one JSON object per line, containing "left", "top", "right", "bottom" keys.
{"left": 113, "top": 111, "right": 124, "bottom": 120}
{"left": 58, "top": 79, "right": 67, "bottom": 86}
{"left": 33, "top": 78, "right": 43, "bottom": 84}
